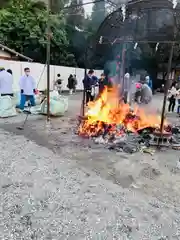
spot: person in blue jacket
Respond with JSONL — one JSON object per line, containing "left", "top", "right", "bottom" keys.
{"left": 145, "top": 76, "right": 153, "bottom": 90}
{"left": 83, "top": 69, "right": 94, "bottom": 104}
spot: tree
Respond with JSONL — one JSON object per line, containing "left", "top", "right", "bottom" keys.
{"left": 65, "top": 0, "right": 86, "bottom": 67}
{"left": 49, "top": 0, "right": 71, "bottom": 13}
{"left": 0, "top": 0, "right": 76, "bottom": 66}
{"left": 90, "top": 0, "right": 106, "bottom": 32}
{"left": 0, "top": 0, "right": 11, "bottom": 8}
{"left": 66, "top": 0, "right": 85, "bottom": 28}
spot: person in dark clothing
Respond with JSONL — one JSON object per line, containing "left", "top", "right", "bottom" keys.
{"left": 83, "top": 69, "right": 94, "bottom": 104}
{"left": 168, "top": 83, "right": 177, "bottom": 112}
{"left": 67, "top": 74, "right": 75, "bottom": 94}
{"left": 73, "top": 74, "right": 77, "bottom": 93}
{"left": 98, "top": 73, "right": 106, "bottom": 95}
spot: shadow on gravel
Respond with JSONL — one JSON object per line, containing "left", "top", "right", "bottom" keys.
{"left": 0, "top": 118, "right": 54, "bottom": 150}
{"left": 0, "top": 117, "right": 137, "bottom": 189}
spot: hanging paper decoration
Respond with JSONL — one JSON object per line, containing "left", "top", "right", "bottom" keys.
{"left": 172, "top": 0, "right": 177, "bottom": 8}
{"left": 121, "top": 4, "right": 126, "bottom": 21}
{"left": 134, "top": 42, "right": 138, "bottom": 49}
{"left": 155, "top": 42, "right": 159, "bottom": 51}
{"left": 111, "top": 39, "right": 117, "bottom": 45}
{"left": 99, "top": 36, "right": 103, "bottom": 44}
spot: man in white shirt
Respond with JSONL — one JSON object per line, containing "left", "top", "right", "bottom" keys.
{"left": 19, "top": 67, "right": 36, "bottom": 110}
{"left": 0, "top": 67, "right": 13, "bottom": 96}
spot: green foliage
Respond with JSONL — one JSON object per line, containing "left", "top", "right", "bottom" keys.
{"left": 2, "top": 0, "right": 179, "bottom": 77}
{"left": 0, "top": 0, "right": 76, "bottom": 66}
{"left": 0, "top": 0, "right": 11, "bottom": 8}
{"left": 65, "top": 0, "right": 87, "bottom": 66}
{"left": 50, "top": 0, "right": 71, "bottom": 13}
{"left": 66, "top": 0, "right": 85, "bottom": 28}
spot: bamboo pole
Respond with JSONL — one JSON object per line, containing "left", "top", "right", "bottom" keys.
{"left": 46, "top": 0, "right": 51, "bottom": 122}
{"left": 158, "top": 43, "right": 174, "bottom": 145}
{"left": 120, "top": 43, "right": 126, "bottom": 101}
{"left": 82, "top": 47, "right": 88, "bottom": 117}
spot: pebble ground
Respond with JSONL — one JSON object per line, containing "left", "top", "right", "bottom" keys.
{"left": 0, "top": 93, "right": 180, "bottom": 239}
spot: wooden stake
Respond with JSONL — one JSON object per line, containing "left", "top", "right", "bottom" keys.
{"left": 81, "top": 47, "right": 88, "bottom": 117}
{"left": 159, "top": 43, "right": 174, "bottom": 145}
{"left": 46, "top": 0, "right": 51, "bottom": 122}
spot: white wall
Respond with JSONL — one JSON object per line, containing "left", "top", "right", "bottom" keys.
{"left": 0, "top": 59, "right": 102, "bottom": 91}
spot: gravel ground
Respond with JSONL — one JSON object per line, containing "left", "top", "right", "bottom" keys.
{"left": 1, "top": 93, "right": 180, "bottom": 239}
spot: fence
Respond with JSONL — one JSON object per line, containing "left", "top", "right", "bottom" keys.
{"left": 0, "top": 59, "right": 103, "bottom": 92}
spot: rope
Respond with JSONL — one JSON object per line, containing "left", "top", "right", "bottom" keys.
{"left": 36, "top": 62, "right": 47, "bottom": 89}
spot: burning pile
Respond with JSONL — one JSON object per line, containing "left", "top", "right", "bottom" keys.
{"left": 79, "top": 87, "right": 163, "bottom": 137}
{"left": 78, "top": 87, "right": 180, "bottom": 153}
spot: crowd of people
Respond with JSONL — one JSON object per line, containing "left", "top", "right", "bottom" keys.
{"left": 0, "top": 67, "right": 36, "bottom": 111}
{"left": 83, "top": 70, "right": 109, "bottom": 105}
{"left": 1, "top": 64, "right": 180, "bottom": 115}
{"left": 0, "top": 65, "right": 153, "bottom": 112}
{"left": 82, "top": 69, "right": 154, "bottom": 106}
{"left": 167, "top": 82, "right": 180, "bottom": 114}
{"left": 53, "top": 74, "right": 77, "bottom": 95}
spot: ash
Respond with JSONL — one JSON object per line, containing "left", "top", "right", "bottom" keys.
{"left": 83, "top": 121, "right": 180, "bottom": 153}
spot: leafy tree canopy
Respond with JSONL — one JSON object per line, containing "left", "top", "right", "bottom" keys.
{"left": 0, "top": 0, "right": 76, "bottom": 66}
{"left": 66, "top": 0, "right": 85, "bottom": 28}
{"left": 90, "top": 0, "right": 106, "bottom": 32}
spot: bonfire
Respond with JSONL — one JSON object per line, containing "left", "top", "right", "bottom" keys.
{"left": 79, "top": 86, "right": 163, "bottom": 139}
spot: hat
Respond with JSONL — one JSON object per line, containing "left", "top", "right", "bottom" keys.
{"left": 136, "top": 82, "right": 141, "bottom": 89}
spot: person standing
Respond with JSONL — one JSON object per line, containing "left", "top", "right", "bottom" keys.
{"left": 98, "top": 73, "right": 106, "bottom": 95}
{"left": 145, "top": 75, "right": 153, "bottom": 90}
{"left": 0, "top": 67, "right": 13, "bottom": 97}
{"left": 19, "top": 67, "right": 36, "bottom": 110}
{"left": 83, "top": 69, "right": 94, "bottom": 104}
{"left": 140, "top": 81, "right": 152, "bottom": 104}
{"left": 54, "top": 74, "right": 63, "bottom": 95}
{"left": 91, "top": 73, "right": 98, "bottom": 100}
{"left": 177, "top": 88, "right": 180, "bottom": 115}
{"left": 67, "top": 74, "right": 75, "bottom": 95}
{"left": 73, "top": 74, "right": 77, "bottom": 93}
{"left": 168, "top": 83, "right": 177, "bottom": 112}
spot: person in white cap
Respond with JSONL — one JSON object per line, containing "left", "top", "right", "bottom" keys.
{"left": 0, "top": 67, "right": 13, "bottom": 97}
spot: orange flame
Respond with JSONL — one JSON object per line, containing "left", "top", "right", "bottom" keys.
{"left": 79, "top": 87, "right": 164, "bottom": 137}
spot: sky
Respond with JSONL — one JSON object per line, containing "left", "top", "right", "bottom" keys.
{"left": 83, "top": 0, "right": 93, "bottom": 16}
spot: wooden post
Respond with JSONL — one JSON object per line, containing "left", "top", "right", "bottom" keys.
{"left": 46, "top": 0, "right": 51, "bottom": 122}
{"left": 82, "top": 68, "right": 87, "bottom": 116}
{"left": 159, "top": 43, "right": 174, "bottom": 143}
{"left": 120, "top": 43, "right": 126, "bottom": 101}
{"left": 81, "top": 47, "right": 88, "bottom": 117}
